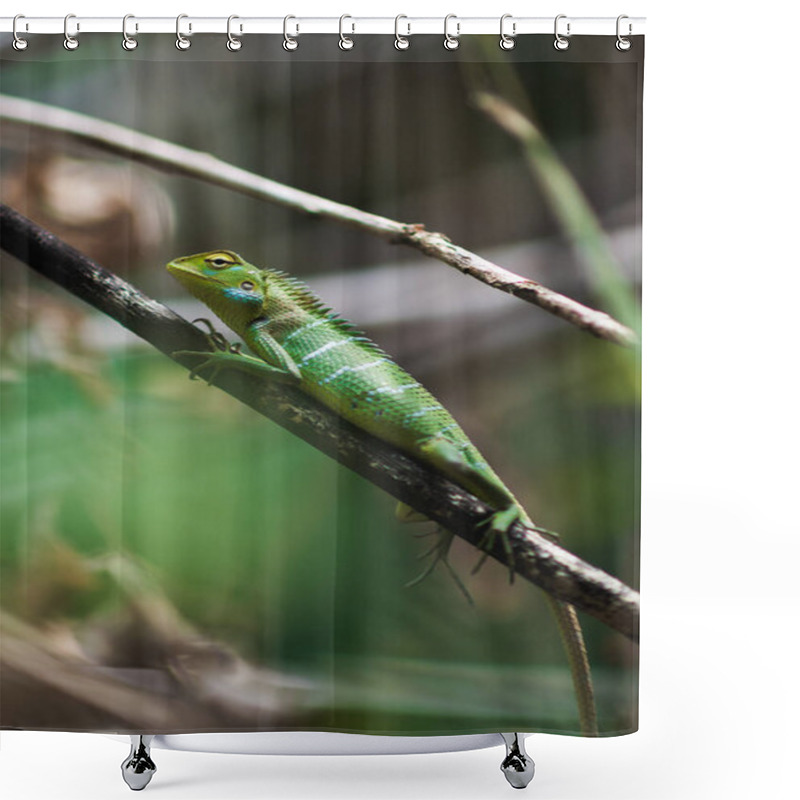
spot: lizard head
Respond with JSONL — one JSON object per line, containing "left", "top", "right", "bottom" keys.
{"left": 167, "top": 250, "right": 268, "bottom": 328}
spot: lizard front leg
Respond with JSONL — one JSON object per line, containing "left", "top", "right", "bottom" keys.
{"left": 173, "top": 317, "right": 301, "bottom": 386}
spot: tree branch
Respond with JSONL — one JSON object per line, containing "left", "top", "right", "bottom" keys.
{"left": 0, "top": 94, "right": 637, "bottom": 348}
{"left": 0, "top": 204, "right": 639, "bottom": 642}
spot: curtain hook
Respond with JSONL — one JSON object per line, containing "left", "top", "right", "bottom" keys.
{"left": 122, "top": 14, "right": 138, "bottom": 51}
{"left": 283, "top": 15, "right": 299, "bottom": 51}
{"left": 616, "top": 15, "right": 632, "bottom": 51}
{"left": 553, "top": 14, "right": 570, "bottom": 51}
{"left": 339, "top": 14, "right": 355, "bottom": 50}
{"left": 226, "top": 15, "right": 242, "bottom": 51}
{"left": 176, "top": 14, "right": 191, "bottom": 50}
{"left": 63, "top": 14, "right": 79, "bottom": 51}
{"left": 499, "top": 14, "right": 516, "bottom": 50}
{"left": 443, "top": 14, "right": 460, "bottom": 51}
{"left": 394, "top": 15, "right": 410, "bottom": 50}
{"left": 12, "top": 14, "right": 28, "bottom": 51}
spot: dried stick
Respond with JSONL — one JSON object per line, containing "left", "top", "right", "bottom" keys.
{"left": 0, "top": 204, "right": 639, "bottom": 641}
{"left": 0, "top": 94, "right": 637, "bottom": 348}
{"left": 474, "top": 92, "right": 641, "bottom": 336}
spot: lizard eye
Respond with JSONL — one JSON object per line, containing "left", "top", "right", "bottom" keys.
{"left": 205, "top": 253, "right": 238, "bottom": 269}
{"left": 240, "top": 281, "right": 255, "bottom": 291}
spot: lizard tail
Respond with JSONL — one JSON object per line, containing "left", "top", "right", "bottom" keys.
{"left": 508, "top": 503, "right": 598, "bottom": 735}
{"left": 546, "top": 596, "right": 598, "bottom": 736}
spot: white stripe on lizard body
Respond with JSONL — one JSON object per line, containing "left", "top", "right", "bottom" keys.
{"left": 298, "top": 337, "right": 355, "bottom": 367}
{"left": 282, "top": 317, "right": 329, "bottom": 343}
{"left": 320, "top": 358, "right": 388, "bottom": 385}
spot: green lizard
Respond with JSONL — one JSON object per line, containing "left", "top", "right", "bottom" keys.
{"left": 166, "top": 249, "right": 597, "bottom": 735}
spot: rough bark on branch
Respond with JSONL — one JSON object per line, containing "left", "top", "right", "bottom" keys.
{"left": 0, "top": 204, "right": 640, "bottom": 642}
{"left": 0, "top": 94, "right": 637, "bottom": 348}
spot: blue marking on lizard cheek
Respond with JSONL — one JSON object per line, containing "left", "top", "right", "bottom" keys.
{"left": 222, "top": 287, "right": 262, "bottom": 307}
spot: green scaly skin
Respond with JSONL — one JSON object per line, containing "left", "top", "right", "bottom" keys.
{"left": 167, "top": 250, "right": 597, "bottom": 735}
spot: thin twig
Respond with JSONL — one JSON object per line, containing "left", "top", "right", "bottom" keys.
{"left": 0, "top": 204, "right": 640, "bottom": 641}
{"left": 473, "top": 92, "right": 641, "bottom": 336}
{"left": 0, "top": 94, "right": 637, "bottom": 348}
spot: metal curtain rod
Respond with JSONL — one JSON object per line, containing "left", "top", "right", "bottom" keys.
{"left": 1, "top": 15, "right": 646, "bottom": 37}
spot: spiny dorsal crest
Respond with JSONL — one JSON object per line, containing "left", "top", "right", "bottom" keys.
{"left": 263, "top": 266, "right": 389, "bottom": 358}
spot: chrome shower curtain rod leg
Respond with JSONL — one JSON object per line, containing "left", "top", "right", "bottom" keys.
{"left": 499, "top": 733, "right": 535, "bottom": 789}
{"left": 121, "top": 735, "right": 157, "bottom": 791}
{"left": 117, "top": 732, "right": 534, "bottom": 790}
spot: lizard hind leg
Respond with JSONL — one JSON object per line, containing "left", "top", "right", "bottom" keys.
{"left": 394, "top": 502, "right": 429, "bottom": 524}
{"left": 395, "top": 502, "right": 474, "bottom": 606}
{"left": 414, "top": 436, "right": 528, "bottom": 584}
{"left": 471, "top": 506, "right": 562, "bottom": 583}
{"left": 471, "top": 504, "right": 525, "bottom": 583}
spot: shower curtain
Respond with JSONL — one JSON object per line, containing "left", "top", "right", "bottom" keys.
{"left": 0, "top": 29, "right": 642, "bottom": 739}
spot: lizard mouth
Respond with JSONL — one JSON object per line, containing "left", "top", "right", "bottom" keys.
{"left": 166, "top": 261, "right": 224, "bottom": 286}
